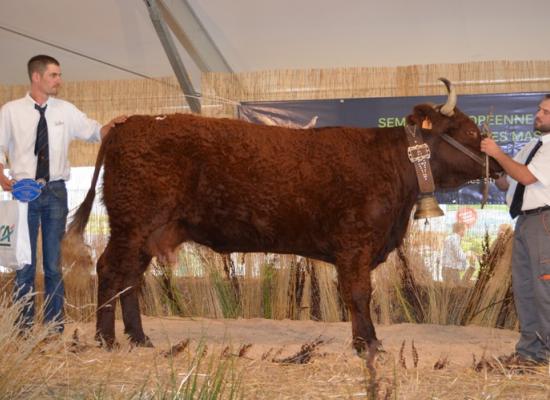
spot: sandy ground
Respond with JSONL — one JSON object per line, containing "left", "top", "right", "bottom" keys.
{"left": 135, "top": 316, "right": 518, "bottom": 367}
{"left": 67, "top": 316, "right": 518, "bottom": 369}
{"left": 56, "top": 317, "right": 550, "bottom": 399}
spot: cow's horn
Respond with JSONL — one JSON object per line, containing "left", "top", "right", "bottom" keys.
{"left": 438, "top": 78, "right": 456, "bottom": 117}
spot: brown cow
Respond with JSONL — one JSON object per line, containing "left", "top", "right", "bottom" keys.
{"left": 65, "top": 79, "right": 501, "bottom": 359}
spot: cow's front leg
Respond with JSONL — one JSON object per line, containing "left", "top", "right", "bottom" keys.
{"left": 337, "top": 253, "right": 381, "bottom": 363}
{"left": 350, "top": 267, "right": 381, "bottom": 360}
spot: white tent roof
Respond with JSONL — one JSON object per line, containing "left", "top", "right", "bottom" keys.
{"left": 1, "top": 0, "right": 550, "bottom": 92}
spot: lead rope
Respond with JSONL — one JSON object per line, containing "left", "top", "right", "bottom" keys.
{"left": 438, "top": 133, "right": 489, "bottom": 208}
{"left": 480, "top": 122, "right": 493, "bottom": 209}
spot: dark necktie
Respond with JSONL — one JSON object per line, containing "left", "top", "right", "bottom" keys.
{"left": 509, "top": 140, "right": 543, "bottom": 218}
{"left": 34, "top": 104, "right": 50, "bottom": 182}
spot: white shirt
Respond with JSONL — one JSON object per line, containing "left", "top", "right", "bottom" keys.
{"left": 0, "top": 93, "right": 101, "bottom": 182}
{"left": 505, "top": 134, "right": 550, "bottom": 211}
{"left": 441, "top": 233, "right": 468, "bottom": 270}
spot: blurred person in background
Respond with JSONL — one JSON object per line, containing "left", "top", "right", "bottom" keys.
{"left": 441, "top": 222, "right": 472, "bottom": 284}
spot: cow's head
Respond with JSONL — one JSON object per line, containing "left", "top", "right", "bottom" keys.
{"left": 406, "top": 79, "right": 503, "bottom": 188}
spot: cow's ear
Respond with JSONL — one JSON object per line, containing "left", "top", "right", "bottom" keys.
{"left": 408, "top": 104, "right": 451, "bottom": 136}
{"left": 407, "top": 104, "right": 435, "bottom": 127}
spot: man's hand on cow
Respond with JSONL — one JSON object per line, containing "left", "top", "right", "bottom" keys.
{"left": 100, "top": 115, "right": 128, "bottom": 138}
{"left": 480, "top": 137, "right": 504, "bottom": 159}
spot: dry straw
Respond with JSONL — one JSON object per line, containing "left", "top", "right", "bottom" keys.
{"left": 0, "top": 296, "right": 245, "bottom": 399}
{"left": 1, "top": 292, "right": 549, "bottom": 399}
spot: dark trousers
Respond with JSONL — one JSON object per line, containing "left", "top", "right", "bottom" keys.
{"left": 512, "top": 211, "right": 550, "bottom": 362}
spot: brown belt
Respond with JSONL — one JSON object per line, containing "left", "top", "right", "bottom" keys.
{"left": 520, "top": 205, "right": 550, "bottom": 215}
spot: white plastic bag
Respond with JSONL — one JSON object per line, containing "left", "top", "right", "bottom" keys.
{"left": 0, "top": 200, "right": 31, "bottom": 270}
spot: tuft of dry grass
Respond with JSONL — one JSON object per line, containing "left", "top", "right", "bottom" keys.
{"left": 272, "top": 336, "right": 327, "bottom": 365}
{"left": 0, "top": 295, "right": 68, "bottom": 399}
{"left": 463, "top": 226, "right": 517, "bottom": 328}
{"left": 161, "top": 338, "right": 190, "bottom": 358}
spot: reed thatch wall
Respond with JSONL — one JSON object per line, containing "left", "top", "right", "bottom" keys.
{"left": 201, "top": 60, "right": 550, "bottom": 117}
{"left": 1, "top": 60, "right": 550, "bottom": 166}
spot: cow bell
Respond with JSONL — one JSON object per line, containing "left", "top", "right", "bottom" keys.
{"left": 413, "top": 194, "right": 444, "bottom": 220}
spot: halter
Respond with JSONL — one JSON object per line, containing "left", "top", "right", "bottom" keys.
{"left": 440, "top": 130, "right": 493, "bottom": 208}
{"left": 440, "top": 134, "right": 486, "bottom": 167}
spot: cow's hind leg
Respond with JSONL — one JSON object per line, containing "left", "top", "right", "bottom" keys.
{"left": 120, "top": 250, "right": 153, "bottom": 347}
{"left": 96, "top": 238, "right": 151, "bottom": 348}
{"left": 117, "top": 220, "right": 187, "bottom": 346}
{"left": 95, "top": 246, "right": 118, "bottom": 348}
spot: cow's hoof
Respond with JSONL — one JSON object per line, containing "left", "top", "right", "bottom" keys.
{"left": 371, "top": 341, "right": 385, "bottom": 353}
{"left": 352, "top": 336, "right": 367, "bottom": 355}
{"left": 97, "top": 339, "right": 120, "bottom": 351}
{"left": 355, "top": 340, "right": 384, "bottom": 370}
{"left": 353, "top": 338, "right": 383, "bottom": 356}
{"left": 130, "top": 335, "right": 154, "bottom": 348}
{"left": 95, "top": 333, "right": 118, "bottom": 350}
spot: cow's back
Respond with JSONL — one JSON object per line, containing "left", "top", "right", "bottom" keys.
{"left": 102, "top": 114, "right": 416, "bottom": 262}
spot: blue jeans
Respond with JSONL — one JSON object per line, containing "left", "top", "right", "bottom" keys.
{"left": 14, "top": 180, "right": 68, "bottom": 333}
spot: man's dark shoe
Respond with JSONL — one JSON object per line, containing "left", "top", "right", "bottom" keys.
{"left": 497, "top": 352, "right": 549, "bottom": 373}
{"left": 498, "top": 352, "right": 540, "bottom": 366}
{"left": 533, "top": 356, "right": 549, "bottom": 366}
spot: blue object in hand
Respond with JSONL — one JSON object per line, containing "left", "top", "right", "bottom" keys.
{"left": 12, "top": 179, "right": 43, "bottom": 202}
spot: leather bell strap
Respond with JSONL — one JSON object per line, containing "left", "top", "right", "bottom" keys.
{"left": 405, "top": 124, "right": 436, "bottom": 194}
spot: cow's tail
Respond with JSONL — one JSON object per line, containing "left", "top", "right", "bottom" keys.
{"left": 67, "top": 135, "right": 108, "bottom": 236}
{"left": 62, "top": 132, "right": 111, "bottom": 272}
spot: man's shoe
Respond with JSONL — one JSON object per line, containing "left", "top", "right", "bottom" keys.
{"left": 498, "top": 352, "right": 539, "bottom": 366}
{"left": 533, "top": 356, "right": 549, "bottom": 366}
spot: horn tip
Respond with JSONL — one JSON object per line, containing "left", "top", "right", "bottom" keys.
{"left": 438, "top": 77, "right": 451, "bottom": 88}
